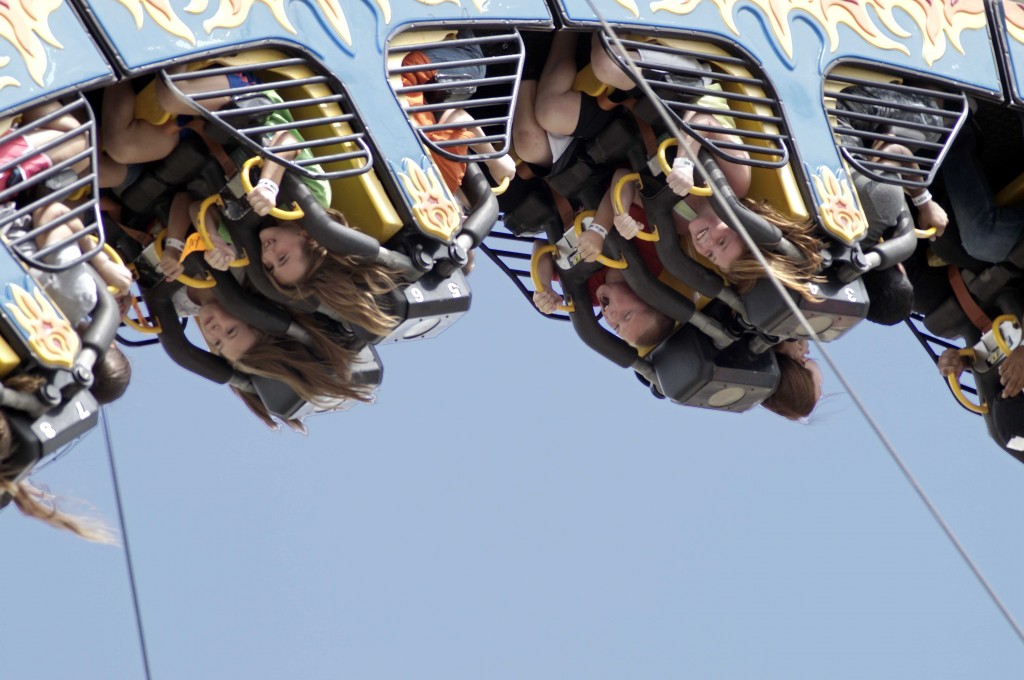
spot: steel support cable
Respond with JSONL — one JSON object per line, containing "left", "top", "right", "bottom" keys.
{"left": 101, "top": 408, "right": 155, "bottom": 679}
{"left": 582, "top": 0, "right": 1024, "bottom": 645}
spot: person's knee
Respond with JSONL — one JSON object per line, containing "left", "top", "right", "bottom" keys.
{"left": 511, "top": 124, "right": 549, "bottom": 166}
{"left": 590, "top": 43, "right": 634, "bottom": 91}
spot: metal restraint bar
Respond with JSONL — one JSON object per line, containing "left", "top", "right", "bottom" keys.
{"left": 904, "top": 311, "right": 981, "bottom": 414}
{"left": 600, "top": 33, "right": 790, "bottom": 169}
{"left": 389, "top": 29, "right": 524, "bottom": 163}
{"left": 825, "top": 73, "right": 967, "bottom": 188}
{"left": 481, "top": 223, "right": 570, "bottom": 322}
{"left": 1, "top": 94, "right": 104, "bottom": 273}
{"left": 160, "top": 54, "right": 373, "bottom": 180}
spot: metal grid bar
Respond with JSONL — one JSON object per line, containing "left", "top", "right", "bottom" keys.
{"left": 904, "top": 312, "right": 981, "bottom": 414}
{"left": 604, "top": 34, "right": 791, "bottom": 169}
{"left": 0, "top": 95, "right": 105, "bottom": 274}
{"left": 825, "top": 72, "right": 968, "bottom": 189}
{"left": 162, "top": 53, "right": 373, "bottom": 181}
{"left": 388, "top": 29, "right": 523, "bottom": 164}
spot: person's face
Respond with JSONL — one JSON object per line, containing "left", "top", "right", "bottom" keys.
{"left": 595, "top": 279, "right": 659, "bottom": 346}
{"left": 198, "top": 301, "right": 258, "bottom": 362}
{"left": 687, "top": 208, "right": 746, "bottom": 270}
{"left": 779, "top": 339, "right": 824, "bottom": 403}
{"left": 259, "top": 225, "right": 310, "bottom": 286}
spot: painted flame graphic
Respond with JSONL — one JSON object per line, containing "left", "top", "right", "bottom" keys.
{"left": 5, "top": 283, "right": 79, "bottom": 369}
{"left": 116, "top": 0, "right": 373, "bottom": 46}
{"left": 0, "top": 0, "right": 63, "bottom": 87}
{"left": 115, "top": 0, "right": 196, "bottom": 44}
{"left": 649, "top": 0, "right": 986, "bottom": 66}
{"left": 413, "top": 0, "right": 485, "bottom": 12}
{"left": 812, "top": 166, "right": 866, "bottom": 244}
{"left": 398, "top": 158, "right": 462, "bottom": 242}
{"left": 1004, "top": 0, "right": 1024, "bottom": 46}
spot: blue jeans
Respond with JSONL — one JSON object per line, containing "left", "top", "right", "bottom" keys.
{"left": 943, "top": 130, "right": 1024, "bottom": 263}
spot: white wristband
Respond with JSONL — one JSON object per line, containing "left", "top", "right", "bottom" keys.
{"left": 164, "top": 237, "right": 186, "bottom": 252}
{"left": 257, "top": 177, "right": 279, "bottom": 191}
{"left": 911, "top": 189, "right": 932, "bottom": 207}
{"left": 672, "top": 157, "right": 694, "bottom": 171}
{"left": 586, "top": 223, "right": 608, "bottom": 238}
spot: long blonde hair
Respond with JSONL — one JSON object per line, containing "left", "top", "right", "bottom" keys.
{"left": 267, "top": 213, "right": 400, "bottom": 336}
{"left": 723, "top": 199, "right": 825, "bottom": 300}
{"left": 0, "top": 477, "right": 118, "bottom": 544}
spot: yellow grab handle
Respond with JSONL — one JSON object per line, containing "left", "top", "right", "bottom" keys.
{"left": 122, "top": 294, "right": 161, "bottom": 334}
{"left": 947, "top": 373, "right": 988, "bottom": 415}
{"left": 915, "top": 227, "right": 937, "bottom": 239}
{"left": 530, "top": 244, "right": 574, "bottom": 314}
{"left": 992, "top": 314, "right": 1020, "bottom": 359}
{"left": 241, "top": 156, "right": 304, "bottom": 220}
{"left": 196, "top": 194, "right": 249, "bottom": 268}
{"left": 612, "top": 173, "right": 659, "bottom": 242}
{"left": 83, "top": 235, "right": 132, "bottom": 295}
{"left": 491, "top": 176, "right": 511, "bottom": 196}
{"left": 657, "top": 138, "right": 711, "bottom": 197}
{"left": 154, "top": 229, "right": 216, "bottom": 289}
{"left": 572, "top": 212, "right": 628, "bottom": 270}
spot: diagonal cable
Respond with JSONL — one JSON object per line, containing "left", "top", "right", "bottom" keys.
{"left": 582, "top": 0, "right": 1024, "bottom": 644}
{"left": 101, "top": 408, "right": 155, "bottom": 679}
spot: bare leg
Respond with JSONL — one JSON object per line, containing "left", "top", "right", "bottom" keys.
{"left": 156, "top": 69, "right": 236, "bottom": 114}
{"left": 590, "top": 32, "right": 638, "bottom": 91}
{"left": 511, "top": 80, "right": 553, "bottom": 166}
{"left": 533, "top": 32, "right": 584, "bottom": 137}
{"left": 101, "top": 80, "right": 180, "bottom": 165}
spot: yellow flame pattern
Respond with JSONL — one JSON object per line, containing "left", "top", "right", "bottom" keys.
{"left": 5, "top": 283, "right": 79, "bottom": 369}
{"left": 812, "top": 166, "right": 866, "bottom": 244}
{"left": 116, "top": 0, "right": 196, "bottom": 44}
{"left": 0, "top": 0, "right": 63, "bottom": 87}
{"left": 398, "top": 158, "right": 462, "bottom": 242}
{"left": 1004, "top": 0, "right": 1024, "bottom": 46}
{"left": 116, "top": 0, "right": 374, "bottom": 45}
{"left": 649, "top": 0, "right": 986, "bottom": 66}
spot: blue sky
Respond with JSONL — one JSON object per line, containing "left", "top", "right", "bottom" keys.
{"left": 3, "top": 257, "right": 1024, "bottom": 679}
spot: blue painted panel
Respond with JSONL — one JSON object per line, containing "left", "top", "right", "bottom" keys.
{"left": 0, "top": 1, "right": 112, "bottom": 114}
{"left": 555, "top": 0, "right": 1001, "bottom": 239}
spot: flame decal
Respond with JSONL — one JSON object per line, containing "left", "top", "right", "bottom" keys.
{"left": 812, "top": 165, "right": 866, "bottom": 244}
{"left": 202, "top": 0, "right": 295, "bottom": 34}
{"left": 649, "top": 0, "right": 985, "bottom": 66}
{"left": 5, "top": 283, "right": 79, "bottom": 369}
{"left": 412, "top": 0, "right": 488, "bottom": 12}
{"left": 312, "top": 0, "right": 351, "bottom": 44}
{"left": 0, "top": 0, "right": 62, "bottom": 87}
{"left": 398, "top": 158, "right": 462, "bottom": 242}
{"left": 1004, "top": 0, "right": 1024, "bottom": 46}
{"left": 115, "top": 0, "right": 196, "bottom": 44}
{"left": 617, "top": 0, "right": 641, "bottom": 17}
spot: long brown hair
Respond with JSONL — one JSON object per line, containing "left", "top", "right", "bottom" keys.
{"left": 230, "top": 385, "right": 308, "bottom": 434}
{"left": 266, "top": 213, "right": 400, "bottom": 336}
{"left": 761, "top": 353, "right": 819, "bottom": 420}
{"left": 209, "top": 312, "right": 375, "bottom": 407}
{"left": 723, "top": 199, "right": 825, "bottom": 301}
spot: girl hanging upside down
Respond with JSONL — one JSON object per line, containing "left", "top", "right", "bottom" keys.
{"left": 258, "top": 211, "right": 401, "bottom": 337}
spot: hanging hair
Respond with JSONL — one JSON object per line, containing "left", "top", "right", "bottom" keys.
{"left": 0, "top": 477, "right": 118, "bottom": 544}
{"left": 230, "top": 386, "right": 307, "bottom": 434}
{"left": 266, "top": 211, "right": 400, "bottom": 336}
{"left": 761, "top": 352, "right": 819, "bottom": 421}
{"left": 205, "top": 311, "right": 374, "bottom": 408}
{"left": 722, "top": 199, "right": 825, "bottom": 301}
{"left": 0, "top": 374, "right": 116, "bottom": 544}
